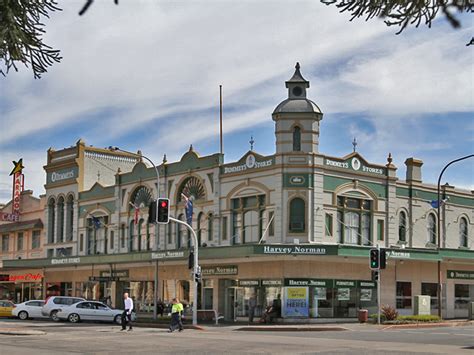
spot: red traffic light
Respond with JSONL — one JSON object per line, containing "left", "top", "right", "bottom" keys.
{"left": 161, "top": 201, "right": 168, "bottom": 208}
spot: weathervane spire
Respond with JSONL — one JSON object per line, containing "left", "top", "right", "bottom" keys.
{"left": 249, "top": 136, "right": 255, "bottom": 151}
{"left": 352, "top": 137, "right": 357, "bottom": 153}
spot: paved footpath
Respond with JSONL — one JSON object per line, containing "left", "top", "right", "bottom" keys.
{"left": 0, "top": 319, "right": 472, "bottom": 354}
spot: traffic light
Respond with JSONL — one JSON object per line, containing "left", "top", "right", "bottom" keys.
{"left": 157, "top": 198, "right": 170, "bottom": 224}
{"left": 148, "top": 200, "right": 157, "bottom": 224}
{"left": 194, "top": 265, "right": 201, "bottom": 283}
{"left": 379, "top": 249, "right": 387, "bottom": 269}
{"left": 188, "top": 251, "right": 194, "bottom": 270}
{"left": 371, "top": 270, "right": 379, "bottom": 282}
{"left": 370, "top": 249, "right": 379, "bottom": 270}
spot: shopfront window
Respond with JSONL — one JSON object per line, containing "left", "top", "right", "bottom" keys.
{"left": 396, "top": 282, "right": 412, "bottom": 309}
{"left": 127, "top": 281, "right": 155, "bottom": 313}
{"left": 337, "top": 196, "right": 372, "bottom": 245}
{"left": 454, "top": 284, "right": 473, "bottom": 309}
{"left": 421, "top": 283, "right": 438, "bottom": 309}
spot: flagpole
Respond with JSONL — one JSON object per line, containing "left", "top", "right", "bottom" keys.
{"left": 219, "top": 85, "right": 223, "bottom": 156}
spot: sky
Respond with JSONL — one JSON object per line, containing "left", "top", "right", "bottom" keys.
{"left": 0, "top": 0, "right": 473, "bottom": 203}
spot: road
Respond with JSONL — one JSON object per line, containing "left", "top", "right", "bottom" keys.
{"left": 0, "top": 319, "right": 472, "bottom": 354}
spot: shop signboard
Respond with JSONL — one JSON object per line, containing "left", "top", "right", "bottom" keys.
{"left": 201, "top": 265, "right": 238, "bottom": 276}
{"left": 237, "top": 280, "right": 260, "bottom": 287}
{"left": 51, "top": 257, "right": 81, "bottom": 265}
{"left": 261, "top": 279, "right": 282, "bottom": 286}
{"left": 358, "top": 280, "right": 376, "bottom": 302}
{"left": 222, "top": 153, "right": 274, "bottom": 174}
{"left": 258, "top": 245, "right": 336, "bottom": 256}
{"left": 335, "top": 280, "right": 356, "bottom": 302}
{"left": 151, "top": 250, "right": 186, "bottom": 260}
{"left": 284, "top": 279, "right": 333, "bottom": 287}
{"left": 447, "top": 270, "right": 474, "bottom": 280}
{"left": 8, "top": 273, "right": 43, "bottom": 282}
{"left": 89, "top": 276, "right": 120, "bottom": 282}
{"left": 100, "top": 270, "right": 129, "bottom": 279}
{"left": 324, "top": 156, "right": 385, "bottom": 175}
{"left": 283, "top": 287, "right": 309, "bottom": 317}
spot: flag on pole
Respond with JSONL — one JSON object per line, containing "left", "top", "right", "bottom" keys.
{"left": 182, "top": 193, "right": 193, "bottom": 225}
{"left": 430, "top": 200, "right": 439, "bottom": 208}
{"left": 134, "top": 205, "right": 140, "bottom": 225}
{"left": 92, "top": 216, "right": 101, "bottom": 229}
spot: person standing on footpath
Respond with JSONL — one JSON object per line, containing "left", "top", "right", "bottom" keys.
{"left": 168, "top": 298, "right": 184, "bottom": 333}
{"left": 248, "top": 295, "right": 257, "bottom": 324}
{"left": 121, "top": 292, "right": 134, "bottom": 331}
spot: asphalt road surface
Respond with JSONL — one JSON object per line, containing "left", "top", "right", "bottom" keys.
{"left": 0, "top": 319, "right": 472, "bottom": 354}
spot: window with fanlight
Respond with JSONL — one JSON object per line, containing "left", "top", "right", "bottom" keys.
{"left": 336, "top": 195, "right": 372, "bottom": 246}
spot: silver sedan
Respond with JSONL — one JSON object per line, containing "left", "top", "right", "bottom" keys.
{"left": 56, "top": 301, "right": 129, "bottom": 324}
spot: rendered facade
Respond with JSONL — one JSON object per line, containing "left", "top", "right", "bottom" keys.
{"left": 1, "top": 64, "right": 473, "bottom": 320}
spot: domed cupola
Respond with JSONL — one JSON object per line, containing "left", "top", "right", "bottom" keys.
{"left": 272, "top": 63, "right": 323, "bottom": 155}
{"left": 273, "top": 62, "right": 322, "bottom": 114}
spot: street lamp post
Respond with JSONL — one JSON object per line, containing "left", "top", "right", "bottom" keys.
{"left": 110, "top": 146, "right": 161, "bottom": 320}
{"left": 436, "top": 154, "right": 473, "bottom": 318}
{"left": 169, "top": 216, "right": 199, "bottom": 326}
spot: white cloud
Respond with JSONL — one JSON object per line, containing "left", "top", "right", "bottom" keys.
{"left": 1, "top": 0, "right": 473, "bottom": 202}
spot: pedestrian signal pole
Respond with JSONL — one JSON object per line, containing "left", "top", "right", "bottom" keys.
{"left": 169, "top": 216, "right": 199, "bottom": 326}
{"left": 370, "top": 247, "right": 386, "bottom": 325}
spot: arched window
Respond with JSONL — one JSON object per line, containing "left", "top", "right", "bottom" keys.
{"left": 293, "top": 126, "right": 301, "bottom": 151}
{"left": 66, "top": 195, "right": 74, "bottom": 241}
{"left": 48, "top": 198, "right": 56, "bottom": 244}
{"left": 427, "top": 213, "right": 437, "bottom": 244}
{"left": 120, "top": 224, "right": 126, "bottom": 249}
{"left": 56, "top": 196, "right": 64, "bottom": 243}
{"left": 208, "top": 213, "right": 213, "bottom": 242}
{"left": 177, "top": 214, "right": 184, "bottom": 249}
{"left": 129, "top": 220, "right": 135, "bottom": 252}
{"left": 197, "top": 212, "right": 205, "bottom": 247}
{"left": 460, "top": 217, "right": 468, "bottom": 247}
{"left": 399, "top": 211, "right": 407, "bottom": 242}
{"left": 289, "top": 198, "right": 305, "bottom": 232}
{"left": 137, "top": 219, "right": 144, "bottom": 252}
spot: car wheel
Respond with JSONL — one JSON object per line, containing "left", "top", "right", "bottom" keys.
{"left": 50, "top": 310, "right": 60, "bottom": 322}
{"left": 114, "top": 314, "right": 122, "bottom": 325}
{"left": 18, "top": 311, "right": 29, "bottom": 320}
{"left": 68, "top": 313, "right": 80, "bottom": 323}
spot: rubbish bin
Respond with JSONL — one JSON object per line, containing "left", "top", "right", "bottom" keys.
{"left": 358, "top": 309, "right": 368, "bottom": 323}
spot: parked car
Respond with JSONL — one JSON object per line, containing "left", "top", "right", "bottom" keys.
{"left": 42, "top": 296, "right": 85, "bottom": 321}
{"left": 56, "top": 301, "right": 135, "bottom": 324}
{"left": 13, "top": 300, "right": 47, "bottom": 320}
{"left": 0, "top": 300, "right": 16, "bottom": 317}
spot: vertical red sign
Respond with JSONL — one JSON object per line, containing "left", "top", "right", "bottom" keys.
{"left": 9, "top": 159, "right": 25, "bottom": 217}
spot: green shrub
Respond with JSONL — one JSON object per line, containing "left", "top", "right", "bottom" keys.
{"left": 397, "top": 315, "right": 441, "bottom": 322}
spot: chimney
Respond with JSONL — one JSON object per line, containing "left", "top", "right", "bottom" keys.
{"left": 405, "top": 158, "right": 423, "bottom": 183}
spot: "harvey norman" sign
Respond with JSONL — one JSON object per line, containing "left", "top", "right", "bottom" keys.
{"left": 260, "top": 245, "right": 328, "bottom": 255}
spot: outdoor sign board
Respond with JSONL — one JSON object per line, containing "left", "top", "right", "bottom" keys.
{"left": 283, "top": 287, "right": 309, "bottom": 317}
{"left": 201, "top": 265, "right": 238, "bottom": 276}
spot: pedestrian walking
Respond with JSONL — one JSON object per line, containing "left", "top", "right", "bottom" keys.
{"left": 168, "top": 298, "right": 184, "bottom": 333}
{"left": 121, "top": 292, "right": 134, "bottom": 331}
{"left": 248, "top": 295, "right": 257, "bottom": 324}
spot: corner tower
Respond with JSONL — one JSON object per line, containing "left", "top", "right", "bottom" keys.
{"left": 272, "top": 62, "right": 323, "bottom": 156}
